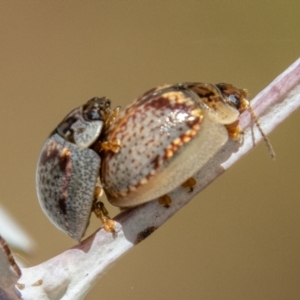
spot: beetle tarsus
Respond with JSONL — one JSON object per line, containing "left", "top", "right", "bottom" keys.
{"left": 181, "top": 177, "right": 196, "bottom": 193}
{"left": 104, "top": 106, "right": 120, "bottom": 128}
{"left": 101, "top": 139, "right": 121, "bottom": 153}
{"left": 158, "top": 194, "right": 172, "bottom": 208}
{"left": 225, "top": 121, "right": 242, "bottom": 140}
{"left": 93, "top": 201, "right": 116, "bottom": 235}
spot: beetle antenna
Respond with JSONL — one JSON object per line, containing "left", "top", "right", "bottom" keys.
{"left": 247, "top": 105, "right": 276, "bottom": 159}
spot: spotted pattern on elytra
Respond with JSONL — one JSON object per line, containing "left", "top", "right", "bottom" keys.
{"left": 100, "top": 82, "right": 250, "bottom": 207}
{"left": 102, "top": 87, "right": 203, "bottom": 198}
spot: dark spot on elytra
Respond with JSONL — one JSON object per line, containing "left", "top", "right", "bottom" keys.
{"left": 143, "top": 96, "right": 180, "bottom": 111}
{"left": 190, "top": 85, "right": 217, "bottom": 99}
{"left": 135, "top": 226, "right": 157, "bottom": 244}
{"left": 151, "top": 155, "right": 160, "bottom": 170}
{"left": 58, "top": 151, "right": 71, "bottom": 172}
{"left": 39, "top": 143, "right": 60, "bottom": 166}
{"left": 145, "top": 138, "right": 154, "bottom": 146}
{"left": 58, "top": 197, "right": 67, "bottom": 215}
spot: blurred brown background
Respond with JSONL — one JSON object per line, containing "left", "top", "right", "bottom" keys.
{"left": 0, "top": 1, "right": 300, "bottom": 299}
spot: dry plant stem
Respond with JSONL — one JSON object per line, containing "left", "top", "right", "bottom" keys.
{"left": 1, "top": 58, "right": 300, "bottom": 300}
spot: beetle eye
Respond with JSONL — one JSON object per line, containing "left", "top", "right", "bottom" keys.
{"left": 85, "top": 109, "right": 101, "bottom": 121}
{"left": 227, "top": 94, "right": 240, "bottom": 109}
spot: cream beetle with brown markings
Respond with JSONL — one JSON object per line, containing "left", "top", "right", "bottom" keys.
{"left": 101, "top": 82, "right": 251, "bottom": 207}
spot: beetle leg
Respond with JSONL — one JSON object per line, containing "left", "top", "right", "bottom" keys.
{"left": 104, "top": 106, "right": 120, "bottom": 128}
{"left": 101, "top": 139, "right": 121, "bottom": 153}
{"left": 94, "top": 178, "right": 104, "bottom": 199}
{"left": 181, "top": 177, "right": 197, "bottom": 193}
{"left": 158, "top": 194, "right": 172, "bottom": 208}
{"left": 100, "top": 106, "right": 121, "bottom": 153}
{"left": 225, "top": 121, "right": 243, "bottom": 140}
{"left": 93, "top": 179, "right": 116, "bottom": 234}
{"left": 93, "top": 201, "right": 116, "bottom": 234}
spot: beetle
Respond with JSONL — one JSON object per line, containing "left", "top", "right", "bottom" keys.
{"left": 100, "top": 82, "right": 251, "bottom": 207}
{"left": 36, "top": 97, "right": 119, "bottom": 241}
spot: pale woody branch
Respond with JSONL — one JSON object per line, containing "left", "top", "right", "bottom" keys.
{"left": 1, "top": 58, "right": 300, "bottom": 300}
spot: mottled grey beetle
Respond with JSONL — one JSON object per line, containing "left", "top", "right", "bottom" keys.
{"left": 36, "top": 97, "right": 119, "bottom": 241}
